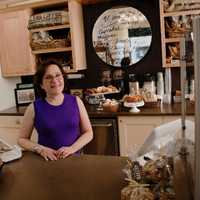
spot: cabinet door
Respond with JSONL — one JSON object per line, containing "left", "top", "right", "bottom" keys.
{"left": 118, "top": 116, "right": 162, "bottom": 156}
{"left": 68, "top": 0, "right": 86, "bottom": 71}
{"left": 0, "top": 9, "right": 35, "bottom": 77}
{"left": 0, "top": 116, "right": 37, "bottom": 146}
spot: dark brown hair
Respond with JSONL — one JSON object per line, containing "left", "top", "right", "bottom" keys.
{"left": 34, "top": 60, "right": 69, "bottom": 98}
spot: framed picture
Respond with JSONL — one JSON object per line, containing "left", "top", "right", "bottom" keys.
{"left": 16, "top": 83, "right": 34, "bottom": 89}
{"left": 15, "top": 88, "right": 35, "bottom": 106}
{"left": 70, "top": 89, "right": 83, "bottom": 99}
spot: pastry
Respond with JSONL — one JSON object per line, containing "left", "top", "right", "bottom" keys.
{"left": 123, "top": 95, "right": 143, "bottom": 103}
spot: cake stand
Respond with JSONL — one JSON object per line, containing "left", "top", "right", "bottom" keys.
{"left": 124, "top": 101, "right": 144, "bottom": 113}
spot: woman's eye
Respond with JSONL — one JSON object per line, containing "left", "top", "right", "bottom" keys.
{"left": 56, "top": 74, "right": 62, "bottom": 78}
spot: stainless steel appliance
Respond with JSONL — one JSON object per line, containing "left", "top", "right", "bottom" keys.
{"left": 83, "top": 118, "right": 119, "bottom": 156}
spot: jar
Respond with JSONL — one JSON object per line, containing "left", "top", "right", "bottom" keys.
{"left": 143, "top": 73, "right": 156, "bottom": 94}
{"left": 128, "top": 74, "right": 139, "bottom": 95}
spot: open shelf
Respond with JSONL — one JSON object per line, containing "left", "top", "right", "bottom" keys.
{"left": 164, "top": 62, "right": 194, "bottom": 68}
{"left": 29, "top": 24, "right": 70, "bottom": 33}
{"left": 164, "top": 63, "right": 180, "bottom": 68}
{"left": 165, "top": 38, "right": 181, "bottom": 43}
{"left": 160, "top": 0, "right": 196, "bottom": 68}
{"left": 32, "top": 47, "right": 72, "bottom": 54}
{"left": 163, "top": 9, "right": 200, "bottom": 17}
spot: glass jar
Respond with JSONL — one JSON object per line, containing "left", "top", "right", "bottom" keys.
{"left": 129, "top": 74, "right": 139, "bottom": 95}
{"left": 143, "top": 73, "right": 156, "bottom": 94}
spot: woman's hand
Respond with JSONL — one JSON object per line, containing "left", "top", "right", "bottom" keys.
{"left": 56, "top": 146, "right": 75, "bottom": 159}
{"left": 36, "top": 146, "right": 58, "bottom": 161}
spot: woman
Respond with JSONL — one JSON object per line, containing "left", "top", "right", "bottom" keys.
{"left": 18, "top": 60, "right": 93, "bottom": 161}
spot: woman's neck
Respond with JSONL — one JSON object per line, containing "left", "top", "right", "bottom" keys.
{"left": 45, "top": 93, "right": 64, "bottom": 106}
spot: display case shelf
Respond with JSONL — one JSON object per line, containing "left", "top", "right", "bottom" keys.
{"left": 32, "top": 47, "right": 72, "bottom": 54}
{"left": 29, "top": 24, "right": 70, "bottom": 33}
{"left": 165, "top": 38, "right": 181, "bottom": 43}
{"left": 163, "top": 10, "right": 200, "bottom": 17}
{"left": 160, "top": 0, "right": 199, "bottom": 68}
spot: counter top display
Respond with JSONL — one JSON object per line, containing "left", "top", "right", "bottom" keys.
{"left": 0, "top": 101, "right": 195, "bottom": 117}
{"left": 0, "top": 152, "right": 127, "bottom": 200}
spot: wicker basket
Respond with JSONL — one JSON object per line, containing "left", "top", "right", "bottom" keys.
{"left": 31, "top": 39, "right": 68, "bottom": 50}
{"left": 28, "top": 10, "right": 69, "bottom": 29}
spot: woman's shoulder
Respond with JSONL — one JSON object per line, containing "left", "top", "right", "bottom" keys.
{"left": 64, "top": 93, "right": 83, "bottom": 106}
{"left": 24, "top": 103, "right": 35, "bottom": 119}
{"left": 64, "top": 93, "right": 76, "bottom": 100}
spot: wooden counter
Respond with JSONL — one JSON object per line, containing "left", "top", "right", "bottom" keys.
{"left": 0, "top": 101, "right": 195, "bottom": 117}
{"left": 0, "top": 152, "right": 127, "bottom": 200}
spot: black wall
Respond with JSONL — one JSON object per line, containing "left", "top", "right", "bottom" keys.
{"left": 82, "top": 0, "right": 162, "bottom": 87}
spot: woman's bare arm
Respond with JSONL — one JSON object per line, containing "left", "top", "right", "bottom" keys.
{"left": 18, "top": 103, "right": 37, "bottom": 151}
{"left": 18, "top": 103, "right": 57, "bottom": 161}
{"left": 57, "top": 96, "right": 93, "bottom": 158}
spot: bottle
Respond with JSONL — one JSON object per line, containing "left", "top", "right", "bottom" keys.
{"left": 157, "top": 72, "right": 164, "bottom": 100}
{"left": 129, "top": 74, "right": 139, "bottom": 95}
{"left": 163, "top": 68, "right": 172, "bottom": 104}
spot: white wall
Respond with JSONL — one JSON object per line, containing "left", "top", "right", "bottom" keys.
{"left": 0, "top": 69, "right": 20, "bottom": 111}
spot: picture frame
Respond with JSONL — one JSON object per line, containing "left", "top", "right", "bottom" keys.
{"left": 14, "top": 88, "right": 35, "bottom": 106}
{"left": 16, "top": 83, "right": 34, "bottom": 89}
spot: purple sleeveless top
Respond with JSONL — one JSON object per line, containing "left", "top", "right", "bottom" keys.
{"left": 34, "top": 93, "right": 80, "bottom": 150}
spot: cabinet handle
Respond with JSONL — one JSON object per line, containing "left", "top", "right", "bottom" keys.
{"left": 92, "top": 123, "right": 112, "bottom": 127}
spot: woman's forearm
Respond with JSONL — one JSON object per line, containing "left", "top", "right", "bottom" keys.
{"left": 71, "top": 130, "right": 93, "bottom": 153}
{"left": 18, "top": 138, "right": 42, "bottom": 152}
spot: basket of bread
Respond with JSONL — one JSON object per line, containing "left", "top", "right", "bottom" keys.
{"left": 140, "top": 89, "right": 159, "bottom": 108}
{"left": 28, "top": 10, "right": 69, "bottom": 29}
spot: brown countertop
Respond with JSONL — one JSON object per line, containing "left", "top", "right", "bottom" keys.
{"left": 0, "top": 101, "right": 194, "bottom": 117}
{"left": 0, "top": 152, "right": 127, "bottom": 200}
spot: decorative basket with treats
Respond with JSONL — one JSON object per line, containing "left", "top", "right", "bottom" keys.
{"left": 102, "top": 99, "right": 119, "bottom": 112}
{"left": 121, "top": 156, "right": 175, "bottom": 200}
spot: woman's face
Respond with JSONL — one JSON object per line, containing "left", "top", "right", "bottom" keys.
{"left": 41, "top": 64, "right": 64, "bottom": 96}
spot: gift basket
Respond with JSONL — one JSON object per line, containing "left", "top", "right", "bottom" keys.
{"left": 121, "top": 33, "right": 196, "bottom": 200}
{"left": 28, "top": 10, "right": 69, "bottom": 29}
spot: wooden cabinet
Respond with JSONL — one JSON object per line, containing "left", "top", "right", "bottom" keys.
{"left": 118, "top": 115, "right": 194, "bottom": 156}
{"left": 0, "top": 9, "right": 36, "bottom": 77}
{"left": 28, "top": 0, "right": 86, "bottom": 73}
{"left": 0, "top": 115, "right": 37, "bottom": 146}
{"left": 0, "top": 0, "right": 86, "bottom": 76}
{"left": 118, "top": 116, "right": 162, "bottom": 156}
{"left": 159, "top": 0, "right": 198, "bottom": 68}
